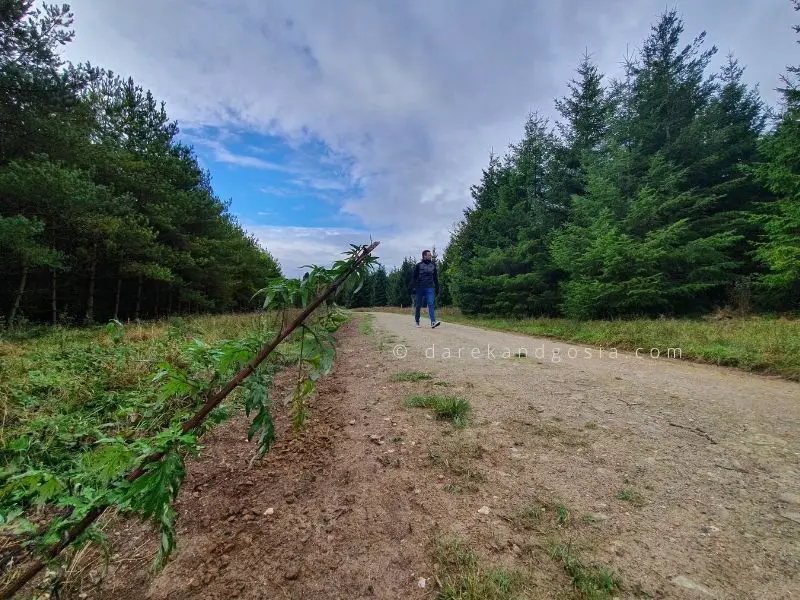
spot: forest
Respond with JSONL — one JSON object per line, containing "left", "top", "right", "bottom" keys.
{"left": 3, "top": 2, "right": 798, "bottom": 324}
{"left": 0, "top": 2, "right": 281, "bottom": 327}
{"left": 355, "top": 5, "right": 799, "bottom": 319}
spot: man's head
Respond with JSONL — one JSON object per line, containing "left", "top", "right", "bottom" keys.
{"left": 422, "top": 250, "right": 432, "bottom": 262}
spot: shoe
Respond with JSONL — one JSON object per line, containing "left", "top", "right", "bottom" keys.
{"left": 415, "top": 322, "right": 421, "bottom": 328}
{"left": 431, "top": 321, "right": 441, "bottom": 328}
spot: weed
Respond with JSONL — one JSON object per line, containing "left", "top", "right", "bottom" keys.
{"left": 556, "top": 504, "right": 570, "bottom": 524}
{"left": 548, "top": 541, "right": 622, "bottom": 600}
{"left": 404, "top": 394, "right": 471, "bottom": 427}
{"left": 432, "top": 380, "right": 450, "bottom": 387}
{"left": 513, "top": 505, "right": 544, "bottom": 529}
{"left": 584, "top": 422, "right": 598, "bottom": 429}
{"left": 389, "top": 370, "right": 433, "bottom": 382}
{"left": 391, "top": 435, "right": 403, "bottom": 443}
{"left": 615, "top": 488, "right": 644, "bottom": 506}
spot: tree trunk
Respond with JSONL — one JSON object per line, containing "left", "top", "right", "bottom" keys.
{"left": 51, "top": 268, "right": 57, "bottom": 326}
{"left": 8, "top": 265, "right": 28, "bottom": 327}
{"left": 167, "top": 288, "right": 173, "bottom": 316}
{"left": 85, "top": 244, "right": 98, "bottom": 324}
{"left": 114, "top": 274, "right": 122, "bottom": 321}
{"left": 135, "top": 274, "right": 143, "bottom": 321}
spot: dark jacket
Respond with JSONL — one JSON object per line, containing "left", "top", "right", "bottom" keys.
{"left": 411, "top": 259, "right": 438, "bottom": 291}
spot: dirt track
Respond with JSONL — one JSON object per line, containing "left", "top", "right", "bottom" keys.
{"left": 92, "top": 311, "right": 799, "bottom": 600}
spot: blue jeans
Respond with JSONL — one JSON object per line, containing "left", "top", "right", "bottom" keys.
{"left": 415, "top": 287, "right": 436, "bottom": 324}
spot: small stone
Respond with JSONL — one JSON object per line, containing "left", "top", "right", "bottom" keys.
{"left": 227, "top": 515, "right": 236, "bottom": 523}
{"left": 477, "top": 506, "right": 491, "bottom": 515}
{"left": 284, "top": 566, "right": 301, "bottom": 580}
{"left": 417, "top": 577, "right": 427, "bottom": 589}
{"left": 700, "top": 524, "right": 719, "bottom": 534}
{"left": 671, "top": 576, "right": 713, "bottom": 596}
{"left": 285, "top": 496, "right": 296, "bottom": 505}
{"left": 264, "top": 507, "right": 274, "bottom": 515}
{"left": 778, "top": 492, "right": 800, "bottom": 505}
{"left": 348, "top": 419, "right": 356, "bottom": 425}
{"left": 243, "top": 514, "right": 254, "bottom": 522}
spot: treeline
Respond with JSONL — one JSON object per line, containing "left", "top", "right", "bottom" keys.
{"left": 444, "top": 7, "right": 800, "bottom": 318}
{"left": 0, "top": 2, "right": 281, "bottom": 327}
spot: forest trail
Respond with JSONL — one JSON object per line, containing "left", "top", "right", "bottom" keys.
{"left": 93, "top": 312, "right": 799, "bottom": 600}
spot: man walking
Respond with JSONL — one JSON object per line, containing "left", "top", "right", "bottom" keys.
{"left": 411, "top": 249, "right": 441, "bottom": 328}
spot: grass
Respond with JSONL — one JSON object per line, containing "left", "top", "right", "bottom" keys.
{"left": 0, "top": 310, "right": 346, "bottom": 571}
{"left": 405, "top": 394, "right": 472, "bottom": 427}
{"left": 615, "top": 488, "right": 645, "bottom": 506}
{"left": 432, "top": 537, "right": 537, "bottom": 600}
{"left": 358, "top": 313, "right": 374, "bottom": 335}
{"left": 361, "top": 306, "right": 800, "bottom": 380}
{"left": 548, "top": 541, "right": 622, "bottom": 600}
{"left": 389, "top": 370, "right": 433, "bottom": 382}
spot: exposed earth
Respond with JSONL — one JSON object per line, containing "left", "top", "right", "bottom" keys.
{"left": 84, "top": 311, "right": 799, "bottom": 600}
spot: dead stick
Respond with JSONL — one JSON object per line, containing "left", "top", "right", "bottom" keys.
{"left": 0, "top": 241, "right": 379, "bottom": 599}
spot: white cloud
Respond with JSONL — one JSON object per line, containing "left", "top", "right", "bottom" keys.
{"left": 64, "top": 0, "right": 797, "bottom": 269}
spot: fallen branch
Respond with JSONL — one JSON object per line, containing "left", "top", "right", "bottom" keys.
{"left": 0, "top": 241, "right": 379, "bottom": 600}
{"left": 668, "top": 422, "right": 717, "bottom": 444}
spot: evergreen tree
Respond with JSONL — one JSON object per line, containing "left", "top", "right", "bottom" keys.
{"left": 748, "top": 0, "right": 800, "bottom": 307}
{"left": 371, "top": 265, "right": 389, "bottom": 306}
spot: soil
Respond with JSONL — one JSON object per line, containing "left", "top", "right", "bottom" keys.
{"left": 81, "top": 311, "right": 799, "bottom": 600}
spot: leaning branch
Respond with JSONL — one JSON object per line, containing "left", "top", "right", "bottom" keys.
{"left": 0, "top": 241, "right": 379, "bottom": 599}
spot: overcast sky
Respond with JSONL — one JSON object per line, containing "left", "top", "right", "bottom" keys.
{"left": 63, "top": 0, "right": 797, "bottom": 276}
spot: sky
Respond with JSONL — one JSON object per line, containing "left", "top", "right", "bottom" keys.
{"left": 62, "top": 0, "right": 797, "bottom": 277}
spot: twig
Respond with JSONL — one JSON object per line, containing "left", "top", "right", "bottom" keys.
{"left": 713, "top": 462, "right": 748, "bottom": 474}
{"left": 0, "top": 242, "right": 380, "bottom": 600}
{"left": 668, "top": 422, "right": 717, "bottom": 444}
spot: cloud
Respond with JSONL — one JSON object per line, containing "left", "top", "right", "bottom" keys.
{"left": 64, "top": 0, "right": 797, "bottom": 269}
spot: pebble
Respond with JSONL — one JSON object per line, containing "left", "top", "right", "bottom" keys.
{"left": 284, "top": 566, "right": 300, "bottom": 580}
{"left": 477, "top": 506, "right": 491, "bottom": 515}
{"left": 671, "top": 576, "right": 713, "bottom": 596}
{"left": 348, "top": 419, "right": 356, "bottom": 425}
{"left": 264, "top": 507, "right": 274, "bottom": 515}
{"left": 778, "top": 492, "right": 800, "bottom": 505}
{"left": 417, "top": 577, "right": 427, "bottom": 589}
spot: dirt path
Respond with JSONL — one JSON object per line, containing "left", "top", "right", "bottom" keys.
{"left": 89, "top": 312, "right": 799, "bottom": 600}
